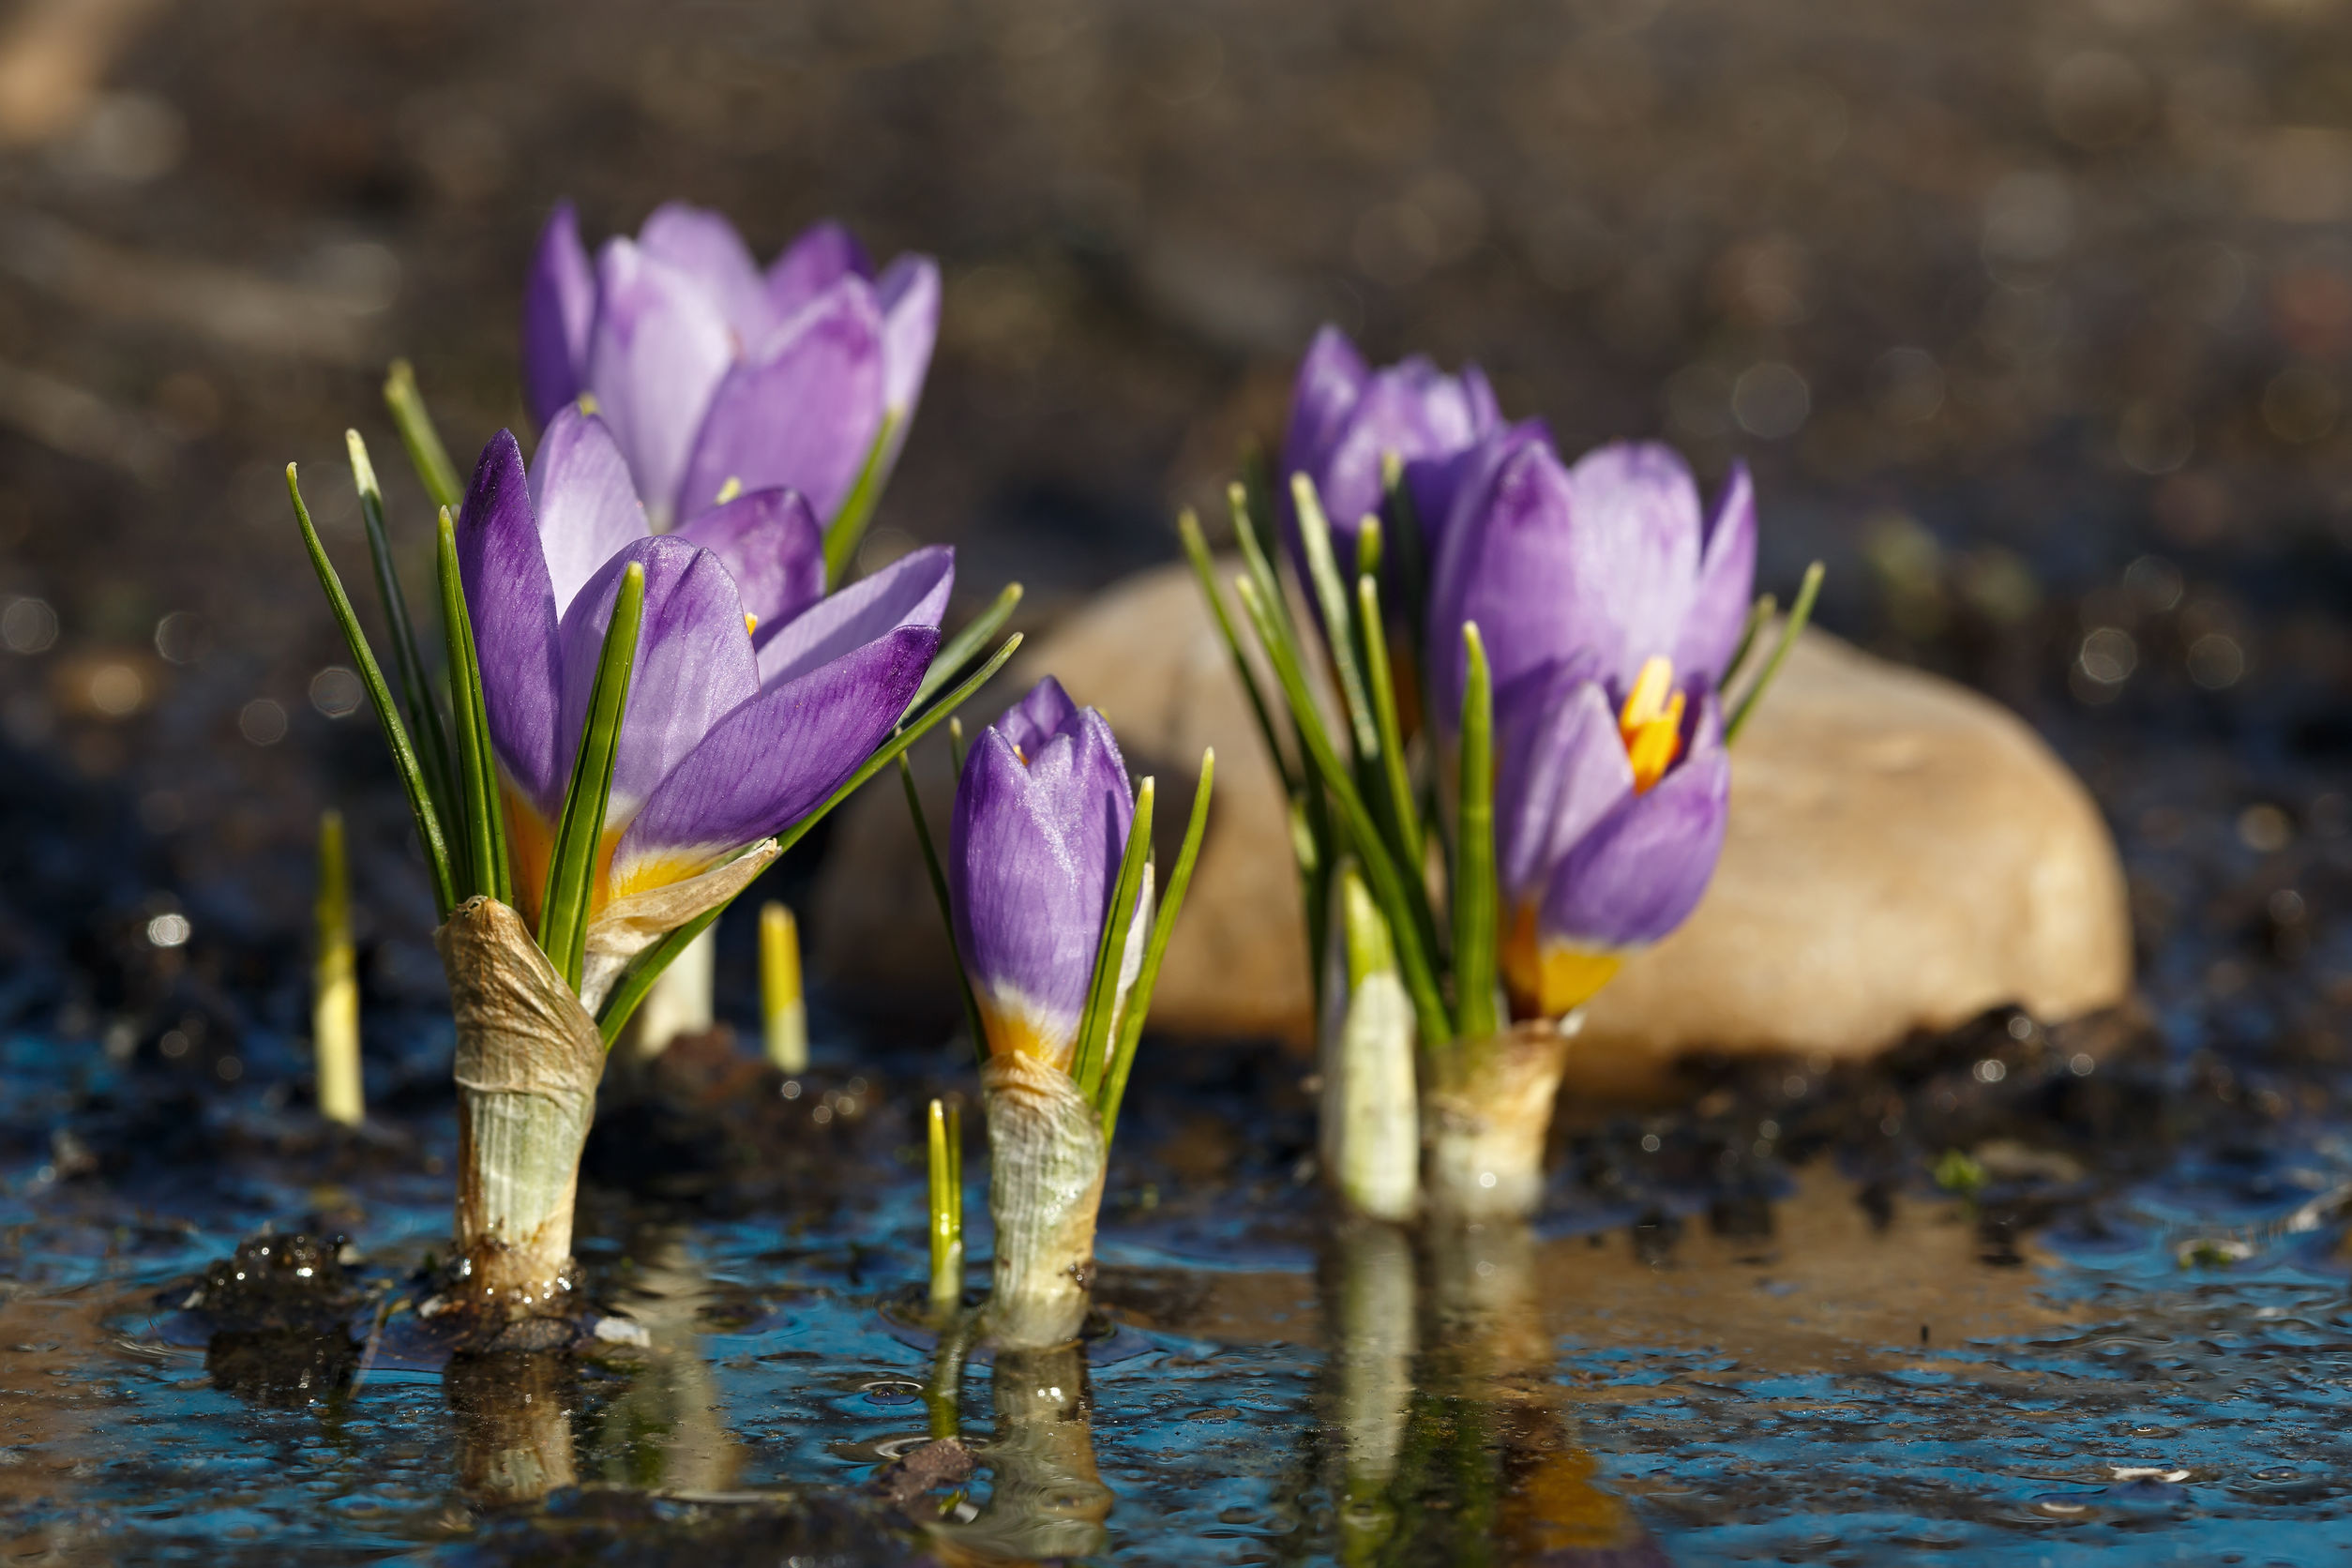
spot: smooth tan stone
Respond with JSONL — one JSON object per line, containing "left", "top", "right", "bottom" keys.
{"left": 812, "top": 562, "right": 2133, "bottom": 1064}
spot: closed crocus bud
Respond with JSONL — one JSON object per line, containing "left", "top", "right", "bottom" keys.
{"left": 523, "top": 201, "right": 939, "bottom": 533}
{"left": 1281, "top": 324, "right": 1500, "bottom": 582}
{"left": 949, "top": 678, "right": 1144, "bottom": 1072}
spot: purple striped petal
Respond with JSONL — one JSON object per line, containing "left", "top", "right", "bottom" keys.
{"left": 638, "top": 200, "right": 776, "bottom": 346}
{"left": 525, "top": 405, "right": 651, "bottom": 618}
{"left": 755, "top": 542, "right": 952, "bottom": 690}
{"left": 875, "top": 254, "right": 940, "bottom": 419}
{"left": 584, "top": 237, "right": 736, "bottom": 532}
{"left": 456, "top": 430, "right": 564, "bottom": 816}
{"left": 1281, "top": 325, "right": 1369, "bottom": 485}
{"left": 764, "top": 219, "right": 873, "bottom": 320}
{"left": 1672, "top": 460, "right": 1757, "bottom": 689}
{"left": 1492, "top": 665, "right": 1635, "bottom": 908}
{"left": 1539, "top": 694, "right": 1729, "bottom": 951}
{"left": 1425, "top": 420, "right": 1561, "bottom": 725}
{"left": 673, "top": 277, "right": 886, "bottom": 525}
{"left": 672, "top": 487, "right": 825, "bottom": 640}
{"left": 614, "top": 623, "right": 936, "bottom": 888}
{"left": 1558, "top": 442, "right": 1704, "bottom": 689}
{"left": 522, "top": 202, "right": 595, "bottom": 429}
{"left": 949, "top": 681, "right": 1135, "bottom": 1063}
{"left": 554, "top": 536, "right": 759, "bottom": 824}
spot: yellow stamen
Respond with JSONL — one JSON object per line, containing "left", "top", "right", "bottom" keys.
{"left": 1618, "top": 655, "right": 1685, "bottom": 794}
{"left": 745, "top": 612, "right": 760, "bottom": 638}
{"left": 575, "top": 393, "right": 599, "bottom": 416}
{"left": 714, "top": 475, "right": 744, "bottom": 505}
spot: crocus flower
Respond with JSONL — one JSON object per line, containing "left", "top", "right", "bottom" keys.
{"left": 1281, "top": 324, "right": 1501, "bottom": 578}
{"left": 1428, "top": 430, "right": 1753, "bottom": 1018}
{"left": 458, "top": 410, "right": 949, "bottom": 931}
{"left": 523, "top": 201, "right": 940, "bottom": 532}
{"left": 949, "top": 678, "right": 1148, "bottom": 1070}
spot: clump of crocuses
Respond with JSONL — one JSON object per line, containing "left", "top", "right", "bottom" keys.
{"left": 1184, "top": 325, "right": 1818, "bottom": 1223}
{"left": 293, "top": 348, "right": 1016, "bottom": 1340}
{"left": 910, "top": 677, "right": 1212, "bottom": 1350}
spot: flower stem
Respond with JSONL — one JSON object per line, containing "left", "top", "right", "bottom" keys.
{"left": 314, "top": 809, "right": 363, "bottom": 1126}
{"left": 928, "top": 1097, "right": 964, "bottom": 1317}
{"left": 759, "top": 900, "right": 807, "bottom": 1073}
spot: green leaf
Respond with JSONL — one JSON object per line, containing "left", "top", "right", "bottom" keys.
{"left": 1451, "top": 623, "right": 1500, "bottom": 1040}
{"left": 1723, "top": 592, "right": 1776, "bottom": 692}
{"left": 1098, "top": 748, "right": 1214, "bottom": 1145}
{"left": 1379, "top": 450, "right": 1431, "bottom": 671}
{"left": 437, "top": 506, "right": 511, "bottom": 904}
{"left": 821, "top": 410, "right": 902, "bottom": 587}
{"left": 927, "top": 1097, "right": 963, "bottom": 1314}
{"left": 382, "top": 360, "right": 463, "bottom": 516}
{"left": 539, "top": 562, "right": 643, "bottom": 989}
{"left": 347, "top": 430, "right": 458, "bottom": 824}
{"left": 906, "top": 580, "right": 1022, "bottom": 719}
{"left": 1355, "top": 552, "right": 1423, "bottom": 873}
{"left": 596, "top": 902, "right": 722, "bottom": 1045}
{"left": 1726, "top": 561, "right": 1824, "bottom": 745}
{"left": 288, "top": 463, "right": 457, "bottom": 917}
{"left": 1177, "top": 509, "right": 1295, "bottom": 794}
{"left": 947, "top": 715, "right": 967, "bottom": 777}
{"left": 899, "top": 752, "right": 986, "bottom": 1061}
{"left": 1292, "top": 475, "right": 1381, "bottom": 761}
{"left": 1071, "top": 776, "right": 1155, "bottom": 1102}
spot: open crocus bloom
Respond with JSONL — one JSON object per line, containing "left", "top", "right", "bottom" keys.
{"left": 949, "top": 678, "right": 1150, "bottom": 1071}
{"left": 1281, "top": 323, "right": 1500, "bottom": 580}
{"left": 523, "top": 201, "right": 940, "bottom": 532}
{"left": 1429, "top": 430, "right": 1754, "bottom": 1019}
{"left": 457, "top": 415, "right": 949, "bottom": 959}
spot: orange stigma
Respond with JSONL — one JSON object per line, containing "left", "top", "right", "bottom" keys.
{"left": 1618, "top": 656, "right": 1685, "bottom": 793}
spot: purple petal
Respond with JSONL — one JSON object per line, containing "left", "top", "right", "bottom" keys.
{"left": 993, "top": 673, "right": 1084, "bottom": 759}
{"left": 1671, "top": 460, "right": 1757, "bottom": 688}
{"left": 1423, "top": 420, "right": 1561, "bottom": 724}
{"left": 637, "top": 201, "right": 775, "bottom": 346}
{"left": 456, "top": 430, "right": 564, "bottom": 816}
{"left": 673, "top": 487, "right": 825, "bottom": 638}
{"left": 526, "top": 405, "right": 651, "bottom": 618}
{"left": 1280, "top": 324, "right": 1369, "bottom": 490}
{"left": 1492, "top": 666, "right": 1635, "bottom": 908}
{"left": 521, "top": 202, "right": 595, "bottom": 429}
{"left": 615, "top": 623, "right": 936, "bottom": 884}
{"left": 875, "top": 254, "right": 940, "bottom": 418}
{"left": 673, "top": 277, "right": 886, "bottom": 525}
{"left": 1539, "top": 694, "right": 1729, "bottom": 950}
{"left": 583, "top": 236, "right": 736, "bottom": 531}
{"left": 764, "top": 219, "right": 873, "bottom": 320}
{"left": 755, "top": 542, "right": 952, "bottom": 690}
{"left": 949, "top": 690, "right": 1135, "bottom": 1058}
{"left": 1556, "top": 442, "right": 1705, "bottom": 686}
{"left": 555, "top": 536, "right": 759, "bottom": 823}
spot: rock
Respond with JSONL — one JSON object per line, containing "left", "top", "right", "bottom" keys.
{"left": 810, "top": 561, "right": 2133, "bottom": 1068}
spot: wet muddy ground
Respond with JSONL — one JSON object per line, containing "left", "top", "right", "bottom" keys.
{"left": 8, "top": 0, "right": 2352, "bottom": 1561}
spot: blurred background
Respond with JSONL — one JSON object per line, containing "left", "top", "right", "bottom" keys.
{"left": 0, "top": 0, "right": 2347, "bottom": 1067}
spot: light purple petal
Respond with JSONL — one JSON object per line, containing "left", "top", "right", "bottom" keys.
{"left": 1492, "top": 666, "right": 1635, "bottom": 908}
{"left": 673, "top": 278, "right": 886, "bottom": 525}
{"left": 1671, "top": 460, "right": 1757, "bottom": 689}
{"left": 875, "top": 254, "right": 940, "bottom": 419}
{"left": 456, "top": 430, "right": 564, "bottom": 815}
{"left": 1556, "top": 442, "right": 1705, "bottom": 686}
{"left": 1539, "top": 694, "right": 1729, "bottom": 951}
{"left": 555, "top": 536, "right": 758, "bottom": 824}
{"left": 521, "top": 202, "right": 595, "bottom": 429}
{"left": 994, "top": 674, "right": 1083, "bottom": 759}
{"left": 1424, "top": 421, "right": 1561, "bottom": 725}
{"left": 764, "top": 219, "right": 873, "bottom": 320}
{"left": 637, "top": 200, "right": 776, "bottom": 346}
{"left": 526, "top": 405, "right": 651, "bottom": 618}
{"left": 584, "top": 236, "right": 736, "bottom": 531}
{"left": 615, "top": 623, "right": 936, "bottom": 882}
{"left": 1280, "top": 324, "right": 1369, "bottom": 490}
{"left": 756, "top": 542, "right": 952, "bottom": 690}
{"left": 673, "top": 487, "right": 825, "bottom": 639}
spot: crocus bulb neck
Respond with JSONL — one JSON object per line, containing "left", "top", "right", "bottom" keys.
{"left": 1617, "top": 655, "right": 1684, "bottom": 793}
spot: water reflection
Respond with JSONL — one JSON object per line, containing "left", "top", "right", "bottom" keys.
{"left": 592, "top": 1223, "right": 740, "bottom": 1492}
{"left": 931, "top": 1343, "right": 1113, "bottom": 1564}
{"left": 447, "top": 1350, "right": 578, "bottom": 1507}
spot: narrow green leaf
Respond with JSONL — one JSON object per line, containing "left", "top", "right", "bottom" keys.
{"left": 437, "top": 506, "right": 511, "bottom": 903}
{"left": 1099, "top": 748, "right": 1214, "bottom": 1144}
{"left": 1723, "top": 593, "right": 1777, "bottom": 692}
{"left": 822, "top": 410, "right": 902, "bottom": 586}
{"left": 347, "top": 430, "right": 458, "bottom": 823}
{"left": 906, "top": 580, "right": 1022, "bottom": 718}
{"left": 1292, "top": 475, "right": 1380, "bottom": 760}
{"left": 1356, "top": 560, "right": 1423, "bottom": 873}
{"left": 1071, "top": 777, "right": 1155, "bottom": 1102}
{"left": 899, "top": 752, "right": 987, "bottom": 1061}
{"left": 1452, "top": 623, "right": 1500, "bottom": 1040}
{"left": 1177, "top": 508, "right": 1295, "bottom": 794}
{"left": 382, "top": 360, "right": 462, "bottom": 516}
{"left": 288, "top": 463, "right": 457, "bottom": 917}
{"left": 947, "top": 715, "right": 967, "bottom": 777}
{"left": 1726, "top": 561, "right": 1824, "bottom": 745}
{"left": 927, "top": 1096, "right": 963, "bottom": 1314}
{"left": 596, "top": 903, "right": 722, "bottom": 1045}
{"left": 1234, "top": 574, "right": 1453, "bottom": 1048}
{"left": 1227, "top": 477, "right": 1298, "bottom": 658}
{"left": 540, "top": 562, "right": 643, "bottom": 989}
{"left": 1379, "top": 450, "right": 1430, "bottom": 658}
{"left": 773, "top": 634, "right": 1024, "bottom": 857}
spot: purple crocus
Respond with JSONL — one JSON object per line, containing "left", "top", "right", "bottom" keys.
{"left": 1281, "top": 324, "right": 1501, "bottom": 578}
{"left": 523, "top": 201, "right": 940, "bottom": 532}
{"left": 456, "top": 410, "right": 949, "bottom": 921}
{"left": 949, "top": 678, "right": 1147, "bottom": 1071}
{"left": 1429, "top": 430, "right": 1754, "bottom": 1018}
